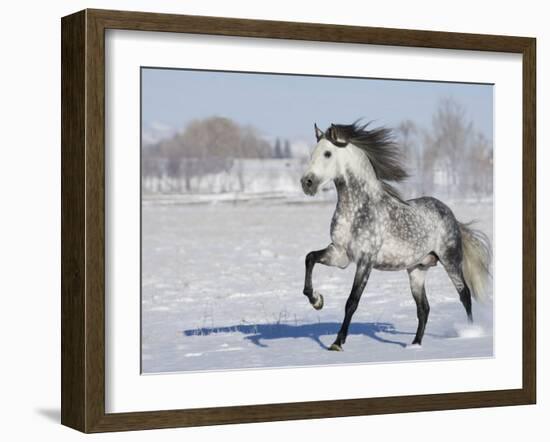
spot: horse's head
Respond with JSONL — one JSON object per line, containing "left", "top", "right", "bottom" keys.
{"left": 301, "top": 123, "right": 351, "bottom": 196}
{"left": 301, "top": 122, "right": 408, "bottom": 196}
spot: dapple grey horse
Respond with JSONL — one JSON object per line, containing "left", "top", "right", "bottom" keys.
{"left": 300, "top": 122, "right": 492, "bottom": 351}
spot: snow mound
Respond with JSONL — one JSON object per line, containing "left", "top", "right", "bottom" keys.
{"left": 454, "top": 323, "right": 485, "bottom": 339}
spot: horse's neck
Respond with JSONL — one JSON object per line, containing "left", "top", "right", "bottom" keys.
{"left": 334, "top": 171, "right": 382, "bottom": 213}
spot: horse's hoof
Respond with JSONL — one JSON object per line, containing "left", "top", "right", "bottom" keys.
{"left": 328, "top": 343, "right": 343, "bottom": 351}
{"left": 310, "top": 292, "right": 324, "bottom": 310}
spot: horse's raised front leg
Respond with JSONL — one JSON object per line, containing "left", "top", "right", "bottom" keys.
{"left": 330, "top": 258, "right": 372, "bottom": 351}
{"left": 303, "top": 244, "right": 349, "bottom": 310}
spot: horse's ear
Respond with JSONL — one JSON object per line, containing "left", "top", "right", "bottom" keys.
{"left": 314, "top": 123, "right": 324, "bottom": 142}
{"left": 329, "top": 123, "right": 348, "bottom": 148}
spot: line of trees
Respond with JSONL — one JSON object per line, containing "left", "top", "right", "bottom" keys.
{"left": 143, "top": 98, "right": 493, "bottom": 198}
{"left": 395, "top": 98, "right": 493, "bottom": 199}
{"left": 143, "top": 117, "right": 271, "bottom": 192}
{"left": 142, "top": 116, "right": 298, "bottom": 193}
{"left": 273, "top": 138, "right": 292, "bottom": 159}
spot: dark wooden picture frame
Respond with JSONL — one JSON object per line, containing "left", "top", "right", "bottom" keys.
{"left": 61, "top": 8, "right": 536, "bottom": 433}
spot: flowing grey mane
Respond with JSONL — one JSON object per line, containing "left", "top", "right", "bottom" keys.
{"left": 325, "top": 121, "right": 408, "bottom": 201}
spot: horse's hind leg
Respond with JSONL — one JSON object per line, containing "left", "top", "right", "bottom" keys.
{"left": 407, "top": 266, "right": 430, "bottom": 345}
{"left": 303, "top": 244, "right": 349, "bottom": 310}
{"left": 437, "top": 223, "right": 474, "bottom": 323}
{"left": 440, "top": 258, "right": 473, "bottom": 323}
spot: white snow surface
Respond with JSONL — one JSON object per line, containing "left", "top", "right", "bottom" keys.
{"left": 142, "top": 197, "right": 493, "bottom": 374}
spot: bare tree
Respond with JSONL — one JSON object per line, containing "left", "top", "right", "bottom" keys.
{"left": 466, "top": 132, "right": 493, "bottom": 198}
{"left": 414, "top": 98, "right": 493, "bottom": 198}
{"left": 396, "top": 120, "right": 420, "bottom": 196}
{"left": 428, "top": 98, "right": 474, "bottom": 191}
{"left": 150, "top": 116, "right": 272, "bottom": 193}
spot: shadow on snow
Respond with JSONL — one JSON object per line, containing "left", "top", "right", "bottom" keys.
{"left": 183, "top": 321, "right": 418, "bottom": 349}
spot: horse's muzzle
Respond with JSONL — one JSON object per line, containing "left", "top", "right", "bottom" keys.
{"left": 301, "top": 173, "right": 318, "bottom": 196}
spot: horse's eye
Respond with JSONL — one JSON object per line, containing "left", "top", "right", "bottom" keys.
{"left": 324, "top": 151, "right": 332, "bottom": 159}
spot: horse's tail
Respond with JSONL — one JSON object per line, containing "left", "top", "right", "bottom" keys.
{"left": 459, "top": 222, "right": 492, "bottom": 302}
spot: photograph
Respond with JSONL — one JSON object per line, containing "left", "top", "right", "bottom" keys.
{"left": 140, "top": 68, "right": 494, "bottom": 374}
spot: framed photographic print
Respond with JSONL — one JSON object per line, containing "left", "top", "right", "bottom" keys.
{"left": 61, "top": 9, "right": 536, "bottom": 433}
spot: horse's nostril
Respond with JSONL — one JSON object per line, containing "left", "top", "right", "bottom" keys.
{"left": 306, "top": 179, "right": 313, "bottom": 187}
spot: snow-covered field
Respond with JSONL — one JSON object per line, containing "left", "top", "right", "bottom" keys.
{"left": 141, "top": 196, "right": 493, "bottom": 374}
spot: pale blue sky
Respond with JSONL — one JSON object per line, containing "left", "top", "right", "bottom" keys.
{"left": 141, "top": 67, "right": 493, "bottom": 141}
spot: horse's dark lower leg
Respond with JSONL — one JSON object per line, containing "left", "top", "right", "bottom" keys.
{"left": 408, "top": 267, "right": 430, "bottom": 345}
{"left": 303, "top": 244, "right": 350, "bottom": 310}
{"left": 303, "top": 249, "right": 327, "bottom": 309}
{"left": 459, "top": 285, "right": 473, "bottom": 323}
{"left": 443, "top": 263, "right": 473, "bottom": 323}
{"left": 330, "top": 260, "right": 371, "bottom": 351}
